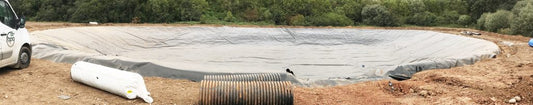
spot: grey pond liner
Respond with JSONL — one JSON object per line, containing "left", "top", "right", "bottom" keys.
{"left": 30, "top": 26, "right": 499, "bottom": 87}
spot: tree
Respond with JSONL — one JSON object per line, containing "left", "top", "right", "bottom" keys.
{"left": 268, "top": 0, "right": 289, "bottom": 25}
{"left": 10, "top": 0, "right": 41, "bottom": 19}
{"left": 200, "top": 12, "right": 221, "bottom": 24}
{"left": 143, "top": 0, "right": 170, "bottom": 23}
{"left": 407, "top": 11, "right": 437, "bottom": 26}
{"left": 104, "top": 0, "right": 146, "bottom": 23}
{"left": 306, "top": 0, "right": 332, "bottom": 16}
{"left": 457, "top": 15, "right": 471, "bottom": 27}
{"left": 407, "top": 0, "right": 426, "bottom": 13}
{"left": 334, "top": 0, "right": 364, "bottom": 24}
{"left": 484, "top": 10, "right": 513, "bottom": 32}
{"left": 476, "top": 13, "right": 489, "bottom": 30}
{"left": 259, "top": 8, "right": 273, "bottom": 22}
{"left": 177, "top": 0, "right": 208, "bottom": 21}
{"left": 511, "top": 2, "right": 533, "bottom": 36}
{"left": 361, "top": 4, "right": 398, "bottom": 26}
{"left": 512, "top": 0, "right": 533, "bottom": 15}
{"left": 69, "top": 0, "right": 102, "bottom": 22}
{"left": 308, "top": 12, "right": 353, "bottom": 26}
{"left": 224, "top": 11, "right": 236, "bottom": 22}
{"left": 243, "top": 8, "right": 259, "bottom": 21}
{"left": 466, "top": 0, "right": 518, "bottom": 20}
{"left": 436, "top": 10, "right": 460, "bottom": 25}
{"left": 288, "top": 14, "right": 306, "bottom": 26}
{"left": 33, "top": 0, "right": 75, "bottom": 21}
{"left": 7, "top": 0, "right": 527, "bottom": 36}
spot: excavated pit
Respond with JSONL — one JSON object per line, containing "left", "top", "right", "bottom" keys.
{"left": 31, "top": 26, "right": 499, "bottom": 86}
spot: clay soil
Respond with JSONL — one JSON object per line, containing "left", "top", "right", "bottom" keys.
{"left": 0, "top": 22, "right": 531, "bottom": 104}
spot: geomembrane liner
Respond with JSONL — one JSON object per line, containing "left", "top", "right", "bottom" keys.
{"left": 31, "top": 26, "right": 499, "bottom": 86}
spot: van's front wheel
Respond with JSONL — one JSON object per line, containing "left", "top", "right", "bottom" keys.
{"left": 14, "top": 46, "right": 31, "bottom": 69}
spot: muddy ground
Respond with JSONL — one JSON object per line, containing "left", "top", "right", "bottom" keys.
{"left": 0, "top": 22, "right": 531, "bottom": 104}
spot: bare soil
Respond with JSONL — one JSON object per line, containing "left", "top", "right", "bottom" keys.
{"left": 0, "top": 22, "right": 529, "bottom": 104}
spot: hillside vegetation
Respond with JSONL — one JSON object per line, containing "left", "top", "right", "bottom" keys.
{"left": 9, "top": 0, "right": 533, "bottom": 37}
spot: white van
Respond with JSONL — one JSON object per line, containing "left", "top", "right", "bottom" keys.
{"left": 0, "top": 0, "right": 31, "bottom": 69}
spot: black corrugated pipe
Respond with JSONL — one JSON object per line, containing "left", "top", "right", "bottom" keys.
{"left": 203, "top": 73, "right": 283, "bottom": 81}
{"left": 199, "top": 80, "right": 293, "bottom": 105}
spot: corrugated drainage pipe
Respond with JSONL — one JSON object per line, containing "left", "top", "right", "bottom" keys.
{"left": 199, "top": 80, "right": 293, "bottom": 105}
{"left": 204, "top": 73, "right": 283, "bottom": 81}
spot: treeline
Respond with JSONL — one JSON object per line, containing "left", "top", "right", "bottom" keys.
{"left": 9, "top": 0, "right": 533, "bottom": 36}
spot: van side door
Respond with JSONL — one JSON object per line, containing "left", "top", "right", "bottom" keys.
{"left": 0, "top": 0, "right": 17, "bottom": 63}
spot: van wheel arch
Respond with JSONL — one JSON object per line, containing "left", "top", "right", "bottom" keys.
{"left": 13, "top": 43, "right": 31, "bottom": 69}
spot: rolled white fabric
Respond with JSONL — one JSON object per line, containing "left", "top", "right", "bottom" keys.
{"left": 71, "top": 61, "right": 153, "bottom": 103}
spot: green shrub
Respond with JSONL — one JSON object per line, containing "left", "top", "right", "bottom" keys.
{"left": 243, "top": 8, "right": 259, "bottom": 21}
{"left": 511, "top": 3, "right": 533, "bottom": 36}
{"left": 335, "top": 0, "right": 363, "bottom": 24}
{"left": 33, "top": 0, "right": 75, "bottom": 21}
{"left": 260, "top": 9, "right": 273, "bottom": 21}
{"left": 498, "top": 28, "right": 512, "bottom": 34}
{"left": 200, "top": 14, "right": 220, "bottom": 24}
{"left": 288, "top": 14, "right": 306, "bottom": 26}
{"left": 223, "top": 11, "right": 237, "bottom": 22}
{"left": 512, "top": 0, "right": 533, "bottom": 15}
{"left": 361, "top": 4, "right": 398, "bottom": 26}
{"left": 407, "top": 0, "right": 426, "bottom": 13}
{"left": 175, "top": 0, "right": 208, "bottom": 21}
{"left": 436, "top": 10, "right": 460, "bottom": 25}
{"left": 477, "top": 13, "right": 488, "bottom": 30}
{"left": 484, "top": 10, "right": 513, "bottom": 32}
{"left": 308, "top": 12, "right": 353, "bottom": 26}
{"left": 457, "top": 15, "right": 471, "bottom": 27}
{"left": 143, "top": 0, "right": 178, "bottom": 23}
{"left": 407, "top": 11, "right": 437, "bottom": 26}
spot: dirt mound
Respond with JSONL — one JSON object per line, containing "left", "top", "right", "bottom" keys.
{"left": 0, "top": 59, "right": 199, "bottom": 104}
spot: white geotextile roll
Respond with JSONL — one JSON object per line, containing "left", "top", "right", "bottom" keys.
{"left": 71, "top": 61, "right": 153, "bottom": 103}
